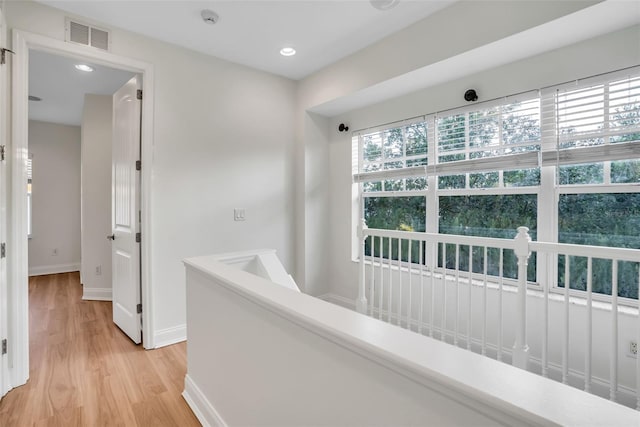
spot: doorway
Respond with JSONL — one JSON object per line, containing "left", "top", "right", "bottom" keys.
{"left": 8, "top": 30, "right": 155, "bottom": 391}
{"left": 27, "top": 49, "right": 135, "bottom": 284}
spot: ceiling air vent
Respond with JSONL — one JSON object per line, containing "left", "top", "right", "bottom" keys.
{"left": 65, "top": 18, "right": 110, "bottom": 51}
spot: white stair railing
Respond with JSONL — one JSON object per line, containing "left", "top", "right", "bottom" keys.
{"left": 357, "top": 226, "right": 640, "bottom": 410}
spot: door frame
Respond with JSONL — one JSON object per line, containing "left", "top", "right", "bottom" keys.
{"left": 0, "top": 4, "right": 8, "bottom": 400}
{"left": 10, "top": 29, "right": 155, "bottom": 388}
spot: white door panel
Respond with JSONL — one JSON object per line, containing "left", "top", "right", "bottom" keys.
{"left": 111, "top": 76, "right": 141, "bottom": 344}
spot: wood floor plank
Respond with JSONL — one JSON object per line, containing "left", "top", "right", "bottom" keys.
{"left": 0, "top": 272, "right": 199, "bottom": 427}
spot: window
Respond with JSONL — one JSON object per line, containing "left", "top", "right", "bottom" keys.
{"left": 359, "top": 121, "right": 428, "bottom": 193}
{"left": 549, "top": 72, "right": 640, "bottom": 299}
{"left": 354, "top": 66, "right": 640, "bottom": 300}
{"left": 357, "top": 120, "right": 428, "bottom": 261}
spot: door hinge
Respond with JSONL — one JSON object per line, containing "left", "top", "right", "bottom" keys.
{"left": 0, "top": 145, "right": 5, "bottom": 161}
{"left": 136, "top": 303, "right": 142, "bottom": 314}
{"left": 135, "top": 232, "right": 141, "bottom": 243}
{"left": 136, "top": 89, "right": 143, "bottom": 100}
{"left": 1, "top": 339, "right": 7, "bottom": 355}
{"left": 0, "top": 243, "right": 5, "bottom": 258}
{"left": 136, "top": 160, "right": 141, "bottom": 171}
{"left": 0, "top": 48, "right": 15, "bottom": 65}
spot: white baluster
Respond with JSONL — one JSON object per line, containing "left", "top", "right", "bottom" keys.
{"left": 429, "top": 242, "right": 436, "bottom": 338}
{"left": 498, "top": 249, "right": 504, "bottom": 362}
{"left": 408, "top": 240, "right": 413, "bottom": 331}
{"left": 419, "top": 241, "right": 424, "bottom": 335}
{"left": 482, "top": 246, "right": 487, "bottom": 356}
{"left": 388, "top": 237, "right": 393, "bottom": 323}
{"left": 585, "top": 257, "right": 593, "bottom": 393}
{"left": 542, "top": 252, "right": 550, "bottom": 378}
{"left": 562, "top": 254, "right": 570, "bottom": 385}
{"left": 610, "top": 260, "right": 618, "bottom": 402}
{"left": 378, "top": 236, "right": 384, "bottom": 320}
{"left": 356, "top": 219, "right": 368, "bottom": 314}
{"left": 398, "top": 238, "right": 402, "bottom": 326}
{"left": 454, "top": 244, "right": 460, "bottom": 347}
{"left": 512, "top": 226, "right": 531, "bottom": 370}
{"left": 369, "top": 236, "right": 375, "bottom": 317}
{"left": 467, "top": 246, "right": 473, "bottom": 351}
{"left": 442, "top": 243, "right": 447, "bottom": 341}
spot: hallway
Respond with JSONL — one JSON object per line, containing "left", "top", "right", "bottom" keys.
{"left": 0, "top": 272, "right": 199, "bottom": 426}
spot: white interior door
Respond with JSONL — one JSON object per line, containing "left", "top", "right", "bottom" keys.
{"left": 0, "top": 4, "right": 9, "bottom": 400}
{"left": 111, "top": 76, "right": 142, "bottom": 344}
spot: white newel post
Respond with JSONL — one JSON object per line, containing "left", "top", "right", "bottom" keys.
{"left": 356, "top": 219, "right": 368, "bottom": 314}
{"left": 512, "top": 226, "right": 531, "bottom": 370}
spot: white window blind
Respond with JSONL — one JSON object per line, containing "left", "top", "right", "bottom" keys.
{"left": 435, "top": 92, "right": 540, "bottom": 177}
{"left": 354, "top": 67, "right": 640, "bottom": 185}
{"left": 354, "top": 92, "right": 541, "bottom": 183}
{"left": 355, "top": 119, "right": 428, "bottom": 189}
{"left": 541, "top": 67, "right": 640, "bottom": 167}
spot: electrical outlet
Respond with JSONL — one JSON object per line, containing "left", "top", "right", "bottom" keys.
{"left": 629, "top": 340, "right": 638, "bottom": 357}
{"left": 52, "top": 248, "right": 58, "bottom": 256}
{"left": 95, "top": 265, "right": 102, "bottom": 276}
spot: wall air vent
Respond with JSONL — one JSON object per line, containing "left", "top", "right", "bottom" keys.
{"left": 65, "top": 18, "right": 111, "bottom": 52}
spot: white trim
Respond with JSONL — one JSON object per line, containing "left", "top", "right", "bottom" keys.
{"left": 183, "top": 374, "right": 227, "bottom": 427}
{"left": 82, "top": 287, "right": 112, "bottom": 301}
{"left": 10, "top": 30, "right": 156, "bottom": 389}
{"left": 10, "top": 30, "right": 30, "bottom": 389}
{"left": 153, "top": 324, "right": 186, "bottom": 348}
{"left": 0, "top": 3, "right": 9, "bottom": 400}
{"left": 28, "top": 263, "right": 80, "bottom": 276}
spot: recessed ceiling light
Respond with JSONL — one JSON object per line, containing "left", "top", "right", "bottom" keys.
{"left": 280, "top": 47, "right": 296, "bottom": 57}
{"left": 75, "top": 64, "right": 94, "bottom": 72}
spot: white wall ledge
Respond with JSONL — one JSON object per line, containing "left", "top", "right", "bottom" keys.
{"left": 184, "top": 254, "right": 639, "bottom": 426}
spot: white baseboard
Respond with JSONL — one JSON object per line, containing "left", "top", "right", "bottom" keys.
{"left": 29, "top": 262, "right": 80, "bottom": 276}
{"left": 317, "top": 293, "right": 356, "bottom": 310}
{"left": 82, "top": 287, "right": 112, "bottom": 301}
{"left": 183, "top": 374, "right": 227, "bottom": 427}
{"left": 154, "top": 324, "right": 187, "bottom": 348}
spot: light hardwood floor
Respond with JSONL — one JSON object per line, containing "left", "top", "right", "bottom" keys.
{"left": 0, "top": 272, "right": 200, "bottom": 426}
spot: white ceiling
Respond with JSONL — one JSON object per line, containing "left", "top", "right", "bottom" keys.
{"left": 29, "top": 50, "right": 136, "bottom": 126}
{"left": 39, "top": 0, "right": 456, "bottom": 80}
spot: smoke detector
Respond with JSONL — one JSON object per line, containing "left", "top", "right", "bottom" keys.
{"left": 201, "top": 9, "right": 219, "bottom": 25}
{"left": 370, "top": 0, "right": 400, "bottom": 11}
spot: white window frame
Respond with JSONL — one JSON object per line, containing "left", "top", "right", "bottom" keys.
{"left": 353, "top": 66, "right": 640, "bottom": 304}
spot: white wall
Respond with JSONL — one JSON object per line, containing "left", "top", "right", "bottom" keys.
{"left": 27, "top": 120, "right": 81, "bottom": 276}
{"left": 5, "top": 0, "right": 296, "bottom": 346}
{"left": 80, "top": 94, "right": 112, "bottom": 300}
